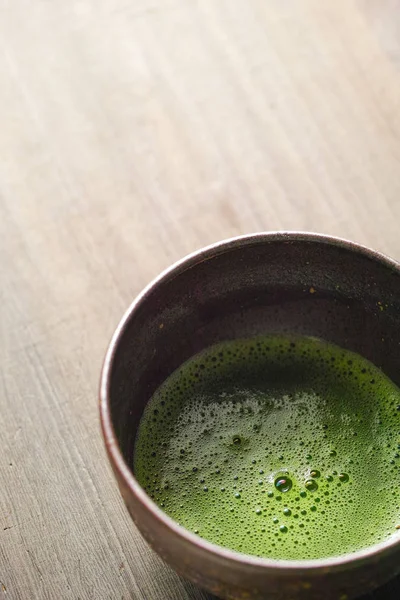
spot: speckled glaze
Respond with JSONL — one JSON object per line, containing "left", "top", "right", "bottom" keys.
{"left": 100, "top": 232, "right": 400, "bottom": 600}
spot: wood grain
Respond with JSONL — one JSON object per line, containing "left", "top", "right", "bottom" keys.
{"left": 0, "top": 1, "right": 400, "bottom": 598}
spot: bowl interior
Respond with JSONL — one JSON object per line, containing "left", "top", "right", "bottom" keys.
{"left": 108, "top": 235, "right": 400, "bottom": 472}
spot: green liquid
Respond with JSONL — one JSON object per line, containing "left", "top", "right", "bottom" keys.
{"left": 134, "top": 335, "right": 400, "bottom": 560}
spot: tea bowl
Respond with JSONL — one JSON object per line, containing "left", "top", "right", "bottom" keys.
{"left": 100, "top": 232, "right": 400, "bottom": 600}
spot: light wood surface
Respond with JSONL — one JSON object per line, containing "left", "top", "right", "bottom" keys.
{"left": 1, "top": 1, "right": 400, "bottom": 599}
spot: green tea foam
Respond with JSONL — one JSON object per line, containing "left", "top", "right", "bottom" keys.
{"left": 134, "top": 335, "right": 400, "bottom": 560}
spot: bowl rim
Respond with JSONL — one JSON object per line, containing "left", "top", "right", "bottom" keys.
{"left": 100, "top": 230, "right": 400, "bottom": 574}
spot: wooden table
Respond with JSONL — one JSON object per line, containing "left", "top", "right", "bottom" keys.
{"left": 1, "top": 1, "right": 400, "bottom": 598}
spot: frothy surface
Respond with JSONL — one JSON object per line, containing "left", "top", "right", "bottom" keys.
{"left": 134, "top": 336, "right": 400, "bottom": 560}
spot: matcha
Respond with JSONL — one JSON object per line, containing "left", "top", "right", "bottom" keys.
{"left": 134, "top": 335, "right": 400, "bottom": 560}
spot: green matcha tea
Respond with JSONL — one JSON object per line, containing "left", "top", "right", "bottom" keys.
{"left": 134, "top": 335, "right": 400, "bottom": 560}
